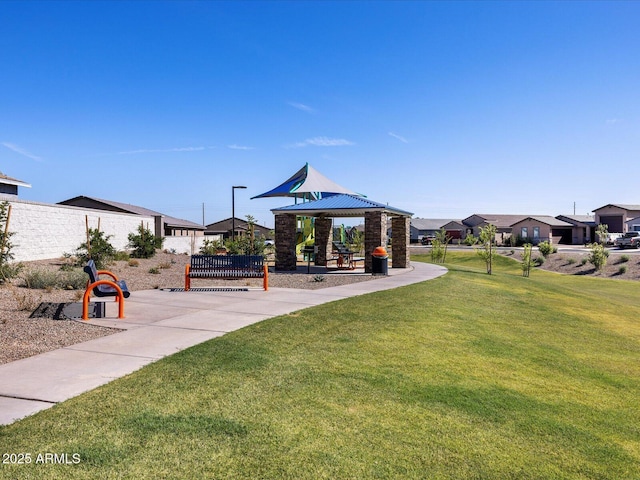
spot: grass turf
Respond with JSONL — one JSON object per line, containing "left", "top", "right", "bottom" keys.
{"left": 1, "top": 252, "right": 639, "bottom": 479}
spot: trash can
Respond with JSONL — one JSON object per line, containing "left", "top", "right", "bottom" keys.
{"left": 371, "top": 246, "right": 388, "bottom": 275}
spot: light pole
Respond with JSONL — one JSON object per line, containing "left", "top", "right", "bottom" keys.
{"left": 232, "top": 185, "right": 247, "bottom": 241}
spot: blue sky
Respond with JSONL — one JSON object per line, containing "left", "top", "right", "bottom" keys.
{"left": 2, "top": 1, "right": 639, "bottom": 228}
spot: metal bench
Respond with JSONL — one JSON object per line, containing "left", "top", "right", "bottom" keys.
{"left": 82, "top": 260, "right": 130, "bottom": 320}
{"left": 185, "top": 255, "right": 268, "bottom": 291}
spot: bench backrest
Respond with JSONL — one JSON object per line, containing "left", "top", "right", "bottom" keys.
{"left": 83, "top": 259, "right": 100, "bottom": 283}
{"left": 190, "top": 255, "right": 264, "bottom": 273}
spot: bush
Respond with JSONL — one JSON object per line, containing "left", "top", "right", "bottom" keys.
{"left": 0, "top": 201, "right": 21, "bottom": 282}
{"left": 22, "top": 269, "right": 60, "bottom": 290}
{"left": 533, "top": 256, "right": 545, "bottom": 266}
{"left": 463, "top": 234, "right": 476, "bottom": 246}
{"left": 200, "top": 238, "right": 225, "bottom": 255}
{"left": 59, "top": 268, "right": 89, "bottom": 290}
{"left": 75, "top": 229, "right": 117, "bottom": 269}
{"left": 22, "top": 267, "right": 88, "bottom": 290}
{"left": 618, "top": 265, "right": 628, "bottom": 275}
{"left": 537, "top": 241, "right": 555, "bottom": 257}
{"left": 128, "top": 224, "right": 163, "bottom": 259}
{"left": 587, "top": 243, "right": 609, "bottom": 272}
{"left": 619, "top": 254, "right": 630, "bottom": 264}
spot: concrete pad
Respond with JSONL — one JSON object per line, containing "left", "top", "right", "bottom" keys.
{"left": 0, "top": 349, "right": 156, "bottom": 403}
{"left": 0, "top": 397, "right": 55, "bottom": 425}
{"left": 64, "top": 325, "right": 227, "bottom": 359}
{"left": 156, "top": 310, "right": 271, "bottom": 332}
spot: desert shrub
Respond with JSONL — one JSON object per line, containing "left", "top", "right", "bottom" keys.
{"left": 566, "top": 258, "right": 576, "bottom": 265}
{"left": 618, "top": 265, "right": 628, "bottom": 275}
{"left": 114, "top": 251, "right": 131, "bottom": 261}
{"left": 128, "top": 259, "right": 140, "bottom": 267}
{"left": 533, "top": 256, "right": 545, "bottom": 266}
{"left": 619, "top": 254, "right": 630, "bottom": 263}
{"left": 22, "top": 269, "right": 60, "bottom": 290}
{"left": 128, "top": 224, "right": 163, "bottom": 259}
{"left": 580, "top": 257, "right": 588, "bottom": 266}
{"left": 537, "top": 241, "right": 556, "bottom": 257}
{"left": 587, "top": 243, "right": 609, "bottom": 272}
{"left": 200, "top": 238, "right": 225, "bottom": 255}
{"left": 148, "top": 267, "right": 160, "bottom": 274}
{"left": 463, "top": 233, "right": 476, "bottom": 246}
{"left": 59, "top": 268, "right": 89, "bottom": 290}
{"left": 0, "top": 201, "right": 22, "bottom": 282}
{"left": 313, "top": 275, "right": 325, "bottom": 283}
{"left": 75, "top": 228, "right": 117, "bottom": 269}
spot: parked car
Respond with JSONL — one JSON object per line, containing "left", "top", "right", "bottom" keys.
{"left": 615, "top": 231, "right": 640, "bottom": 249}
{"left": 421, "top": 235, "right": 436, "bottom": 245}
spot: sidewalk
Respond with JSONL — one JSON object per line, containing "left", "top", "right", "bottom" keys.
{"left": 0, "top": 262, "right": 447, "bottom": 425}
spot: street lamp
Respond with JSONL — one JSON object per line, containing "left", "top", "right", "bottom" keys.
{"left": 232, "top": 185, "right": 247, "bottom": 241}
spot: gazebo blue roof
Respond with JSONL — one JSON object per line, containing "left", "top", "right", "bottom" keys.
{"left": 271, "top": 194, "right": 413, "bottom": 218}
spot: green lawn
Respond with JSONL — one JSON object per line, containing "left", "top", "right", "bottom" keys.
{"left": 1, "top": 253, "right": 639, "bottom": 479}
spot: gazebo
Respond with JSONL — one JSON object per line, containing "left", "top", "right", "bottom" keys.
{"left": 270, "top": 193, "right": 413, "bottom": 273}
{"left": 253, "top": 163, "right": 413, "bottom": 273}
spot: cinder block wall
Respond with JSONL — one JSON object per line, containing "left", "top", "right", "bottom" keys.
{"left": 2, "top": 198, "right": 203, "bottom": 261}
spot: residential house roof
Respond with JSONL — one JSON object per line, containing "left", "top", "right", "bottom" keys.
{"left": 205, "top": 217, "right": 272, "bottom": 236}
{"left": 0, "top": 172, "right": 31, "bottom": 188}
{"left": 510, "top": 216, "right": 573, "bottom": 227}
{"left": 592, "top": 204, "right": 640, "bottom": 212}
{"left": 58, "top": 196, "right": 205, "bottom": 230}
{"left": 556, "top": 215, "right": 596, "bottom": 227}
{"left": 463, "top": 214, "right": 528, "bottom": 228}
{"left": 411, "top": 218, "right": 460, "bottom": 230}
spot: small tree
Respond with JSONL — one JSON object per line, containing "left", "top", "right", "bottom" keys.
{"left": 588, "top": 242, "right": 609, "bottom": 272}
{"left": 0, "top": 201, "right": 22, "bottom": 282}
{"left": 350, "top": 229, "right": 365, "bottom": 256}
{"left": 521, "top": 243, "right": 533, "bottom": 277}
{"left": 128, "top": 223, "right": 163, "bottom": 259}
{"left": 596, "top": 224, "right": 609, "bottom": 245}
{"left": 431, "top": 228, "right": 451, "bottom": 263}
{"left": 476, "top": 224, "right": 497, "bottom": 274}
{"left": 76, "top": 228, "right": 117, "bottom": 268}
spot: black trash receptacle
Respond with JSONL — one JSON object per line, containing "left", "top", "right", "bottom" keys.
{"left": 372, "top": 246, "right": 388, "bottom": 275}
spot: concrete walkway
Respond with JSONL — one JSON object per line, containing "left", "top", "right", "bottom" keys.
{"left": 0, "top": 262, "right": 447, "bottom": 426}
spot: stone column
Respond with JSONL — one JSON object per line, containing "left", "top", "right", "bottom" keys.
{"left": 364, "top": 211, "right": 387, "bottom": 273}
{"left": 391, "top": 216, "right": 410, "bottom": 268}
{"left": 314, "top": 217, "right": 332, "bottom": 266}
{"left": 274, "top": 214, "right": 298, "bottom": 271}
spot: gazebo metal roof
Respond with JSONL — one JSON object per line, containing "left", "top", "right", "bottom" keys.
{"left": 271, "top": 194, "right": 413, "bottom": 218}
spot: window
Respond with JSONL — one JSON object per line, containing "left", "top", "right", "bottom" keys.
{"left": 521, "top": 227, "right": 528, "bottom": 238}
{"left": 533, "top": 227, "right": 540, "bottom": 240}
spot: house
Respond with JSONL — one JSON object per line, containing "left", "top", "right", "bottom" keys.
{"left": 0, "top": 172, "right": 31, "bottom": 196}
{"left": 58, "top": 196, "right": 206, "bottom": 238}
{"left": 409, "top": 218, "right": 461, "bottom": 243}
{"left": 625, "top": 217, "right": 640, "bottom": 233}
{"left": 510, "top": 216, "right": 574, "bottom": 245}
{"left": 462, "top": 214, "right": 528, "bottom": 244}
{"left": 592, "top": 204, "right": 640, "bottom": 233}
{"left": 205, "top": 217, "right": 272, "bottom": 240}
{"left": 555, "top": 215, "right": 596, "bottom": 244}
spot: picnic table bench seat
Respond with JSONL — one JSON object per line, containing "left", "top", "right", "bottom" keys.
{"left": 185, "top": 255, "right": 268, "bottom": 291}
{"left": 82, "top": 259, "right": 129, "bottom": 320}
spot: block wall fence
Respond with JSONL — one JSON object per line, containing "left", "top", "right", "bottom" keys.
{"left": 2, "top": 198, "right": 204, "bottom": 262}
